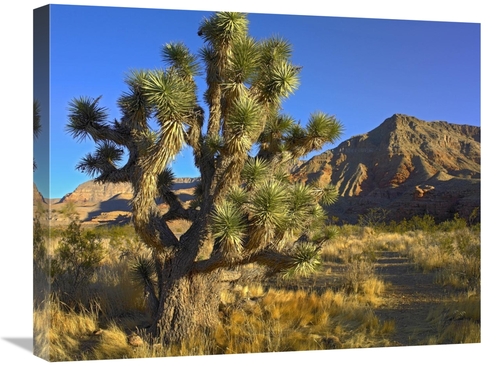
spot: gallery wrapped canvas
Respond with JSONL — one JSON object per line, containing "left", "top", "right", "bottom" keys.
{"left": 33, "top": 3, "right": 480, "bottom": 363}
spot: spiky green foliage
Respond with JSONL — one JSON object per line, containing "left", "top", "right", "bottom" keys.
{"left": 157, "top": 168, "right": 175, "bottom": 191}
{"left": 34, "top": 100, "right": 41, "bottom": 138}
{"left": 198, "top": 12, "right": 249, "bottom": 47}
{"left": 67, "top": 96, "right": 109, "bottom": 142}
{"left": 162, "top": 42, "right": 201, "bottom": 78}
{"left": 130, "top": 254, "right": 157, "bottom": 289}
{"left": 226, "top": 185, "right": 248, "bottom": 206}
{"left": 33, "top": 100, "right": 42, "bottom": 170}
{"left": 259, "top": 36, "right": 293, "bottom": 65}
{"left": 75, "top": 141, "right": 123, "bottom": 177}
{"left": 223, "top": 36, "right": 259, "bottom": 100}
{"left": 258, "top": 114, "right": 294, "bottom": 155}
{"left": 258, "top": 60, "right": 300, "bottom": 106}
{"left": 241, "top": 157, "right": 270, "bottom": 188}
{"left": 51, "top": 220, "right": 104, "bottom": 294}
{"left": 142, "top": 69, "right": 197, "bottom": 123}
{"left": 283, "top": 242, "right": 322, "bottom": 279}
{"left": 310, "top": 181, "right": 339, "bottom": 206}
{"left": 225, "top": 96, "right": 262, "bottom": 154}
{"left": 211, "top": 200, "right": 247, "bottom": 256}
{"left": 118, "top": 70, "right": 151, "bottom": 128}
{"left": 286, "top": 183, "right": 316, "bottom": 229}
{"left": 305, "top": 112, "right": 344, "bottom": 150}
{"left": 248, "top": 180, "right": 289, "bottom": 232}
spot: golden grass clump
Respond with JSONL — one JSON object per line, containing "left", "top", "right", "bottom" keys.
{"left": 33, "top": 296, "right": 100, "bottom": 361}
{"left": 425, "top": 293, "right": 480, "bottom": 344}
{"left": 90, "top": 323, "right": 134, "bottom": 360}
{"left": 214, "top": 283, "right": 394, "bottom": 353}
{"left": 359, "top": 278, "right": 386, "bottom": 306}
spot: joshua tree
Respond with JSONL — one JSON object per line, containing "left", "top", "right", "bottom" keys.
{"left": 66, "top": 12, "right": 343, "bottom": 345}
{"left": 33, "top": 100, "right": 41, "bottom": 171}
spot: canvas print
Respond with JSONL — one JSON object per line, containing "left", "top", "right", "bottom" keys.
{"left": 33, "top": 4, "right": 480, "bottom": 362}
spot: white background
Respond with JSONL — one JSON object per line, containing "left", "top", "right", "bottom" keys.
{"left": 1, "top": 1, "right": 496, "bottom": 365}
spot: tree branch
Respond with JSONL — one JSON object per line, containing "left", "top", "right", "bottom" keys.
{"left": 192, "top": 248, "right": 294, "bottom": 275}
{"left": 160, "top": 189, "right": 198, "bottom": 222}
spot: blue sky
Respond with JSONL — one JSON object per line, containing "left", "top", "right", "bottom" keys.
{"left": 33, "top": 4, "right": 480, "bottom": 199}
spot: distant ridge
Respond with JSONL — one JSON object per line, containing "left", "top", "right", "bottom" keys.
{"left": 293, "top": 114, "right": 480, "bottom": 224}
{"left": 35, "top": 114, "right": 480, "bottom": 226}
{"left": 59, "top": 178, "right": 201, "bottom": 205}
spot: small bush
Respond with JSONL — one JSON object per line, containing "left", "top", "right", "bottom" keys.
{"left": 33, "top": 216, "right": 47, "bottom": 270}
{"left": 51, "top": 220, "right": 105, "bottom": 297}
{"left": 343, "top": 260, "right": 376, "bottom": 294}
{"left": 357, "top": 208, "right": 390, "bottom": 228}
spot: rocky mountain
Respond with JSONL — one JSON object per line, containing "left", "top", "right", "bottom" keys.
{"left": 33, "top": 183, "right": 46, "bottom": 205}
{"left": 293, "top": 114, "right": 480, "bottom": 224}
{"left": 35, "top": 114, "right": 480, "bottom": 226}
{"left": 41, "top": 178, "right": 199, "bottom": 226}
{"left": 59, "top": 178, "right": 200, "bottom": 205}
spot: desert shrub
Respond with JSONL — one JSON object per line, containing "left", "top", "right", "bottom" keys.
{"left": 467, "top": 207, "right": 480, "bottom": 225}
{"left": 357, "top": 208, "right": 390, "bottom": 228}
{"left": 93, "top": 223, "right": 137, "bottom": 240}
{"left": 58, "top": 201, "right": 78, "bottom": 219}
{"left": 436, "top": 230, "right": 480, "bottom": 290}
{"left": 34, "top": 215, "right": 50, "bottom": 306}
{"left": 33, "top": 216, "right": 47, "bottom": 269}
{"left": 438, "top": 213, "right": 468, "bottom": 232}
{"left": 404, "top": 227, "right": 480, "bottom": 290}
{"left": 343, "top": 260, "right": 376, "bottom": 294}
{"left": 51, "top": 219, "right": 105, "bottom": 298}
{"left": 337, "top": 224, "right": 366, "bottom": 238}
{"left": 93, "top": 224, "right": 146, "bottom": 262}
{"left": 389, "top": 214, "right": 437, "bottom": 233}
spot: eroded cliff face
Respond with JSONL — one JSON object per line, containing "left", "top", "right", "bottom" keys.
{"left": 60, "top": 181, "right": 133, "bottom": 205}
{"left": 293, "top": 114, "right": 480, "bottom": 224}
{"left": 38, "top": 178, "right": 200, "bottom": 226}
{"left": 59, "top": 178, "right": 201, "bottom": 204}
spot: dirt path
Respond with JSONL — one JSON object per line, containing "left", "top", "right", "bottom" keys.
{"left": 372, "top": 251, "right": 456, "bottom": 346}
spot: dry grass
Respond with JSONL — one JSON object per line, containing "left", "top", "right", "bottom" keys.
{"left": 33, "top": 295, "right": 100, "bottom": 361}
{"left": 425, "top": 292, "right": 480, "bottom": 344}
{"left": 34, "top": 221, "right": 480, "bottom": 360}
{"left": 324, "top": 225, "right": 480, "bottom": 292}
{"left": 86, "top": 322, "right": 135, "bottom": 360}
{"left": 213, "top": 283, "right": 394, "bottom": 353}
{"left": 403, "top": 228, "right": 480, "bottom": 291}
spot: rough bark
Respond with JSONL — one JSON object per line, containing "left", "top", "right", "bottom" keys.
{"left": 149, "top": 255, "right": 222, "bottom": 345}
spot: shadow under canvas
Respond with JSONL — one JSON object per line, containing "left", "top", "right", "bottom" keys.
{"left": 3, "top": 337, "right": 33, "bottom": 353}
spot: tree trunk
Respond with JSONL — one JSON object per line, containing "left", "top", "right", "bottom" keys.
{"left": 149, "top": 256, "right": 222, "bottom": 346}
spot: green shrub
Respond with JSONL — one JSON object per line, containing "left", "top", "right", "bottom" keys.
{"left": 357, "top": 208, "right": 390, "bottom": 228}
{"left": 33, "top": 216, "right": 47, "bottom": 269}
{"left": 438, "top": 213, "right": 468, "bottom": 232}
{"left": 51, "top": 220, "right": 104, "bottom": 296}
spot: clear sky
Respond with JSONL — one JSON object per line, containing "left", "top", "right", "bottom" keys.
{"left": 33, "top": 4, "right": 480, "bottom": 199}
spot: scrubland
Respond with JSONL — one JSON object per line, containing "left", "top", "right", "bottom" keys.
{"left": 33, "top": 214, "right": 480, "bottom": 361}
